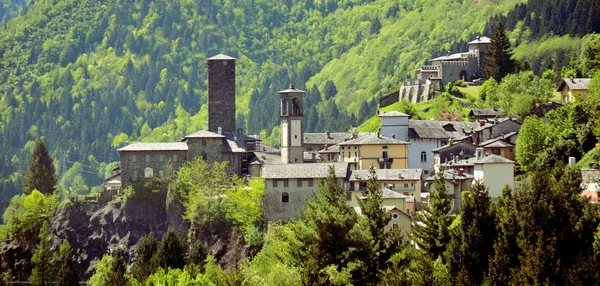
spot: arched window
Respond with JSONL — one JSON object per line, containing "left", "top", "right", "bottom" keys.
{"left": 282, "top": 192, "right": 289, "bottom": 203}
{"left": 144, "top": 167, "right": 154, "bottom": 178}
{"left": 421, "top": 152, "right": 427, "bottom": 162}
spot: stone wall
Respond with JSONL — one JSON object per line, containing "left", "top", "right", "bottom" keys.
{"left": 119, "top": 150, "right": 187, "bottom": 187}
{"left": 208, "top": 58, "right": 236, "bottom": 133}
{"left": 439, "top": 56, "right": 479, "bottom": 86}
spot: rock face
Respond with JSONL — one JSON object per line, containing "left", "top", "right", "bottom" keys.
{"left": 51, "top": 188, "right": 176, "bottom": 279}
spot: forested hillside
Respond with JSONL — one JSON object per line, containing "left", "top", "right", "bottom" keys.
{"left": 0, "top": 0, "right": 528, "bottom": 206}
{"left": 1, "top": 0, "right": 600, "bottom": 208}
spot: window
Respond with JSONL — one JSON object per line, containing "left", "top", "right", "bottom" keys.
{"left": 145, "top": 167, "right": 154, "bottom": 178}
{"left": 424, "top": 170, "right": 429, "bottom": 175}
{"left": 282, "top": 192, "right": 289, "bottom": 203}
{"left": 354, "top": 151, "right": 357, "bottom": 158}
{"left": 348, "top": 152, "right": 351, "bottom": 158}
{"left": 273, "top": 180, "right": 278, "bottom": 187}
{"left": 202, "top": 139, "right": 207, "bottom": 146}
{"left": 411, "top": 183, "right": 414, "bottom": 187}
{"left": 159, "top": 154, "right": 164, "bottom": 162}
{"left": 404, "top": 184, "right": 409, "bottom": 188}
{"left": 132, "top": 155, "right": 137, "bottom": 162}
{"left": 382, "top": 146, "right": 389, "bottom": 158}
{"left": 379, "top": 163, "right": 391, "bottom": 169}
{"left": 283, "top": 180, "right": 289, "bottom": 187}
{"left": 308, "top": 180, "right": 313, "bottom": 187}
{"left": 346, "top": 192, "right": 352, "bottom": 201}
{"left": 146, "top": 154, "right": 150, "bottom": 162}
{"left": 172, "top": 154, "right": 178, "bottom": 161}
{"left": 420, "top": 152, "right": 427, "bottom": 162}
{"left": 297, "top": 180, "right": 303, "bottom": 187}
{"left": 133, "top": 170, "right": 138, "bottom": 181}
{"left": 159, "top": 170, "right": 164, "bottom": 178}
{"left": 392, "top": 213, "right": 399, "bottom": 220}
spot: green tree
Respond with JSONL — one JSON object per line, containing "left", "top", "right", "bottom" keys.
{"left": 54, "top": 239, "right": 80, "bottom": 286}
{"left": 131, "top": 233, "right": 158, "bottom": 283}
{"left": 2, "top": 189, "right": 58, "bottom": 240}
{"left": 353, "top": 168, "right": 406, "bottom": 284}
{"left": 291, "top": 166, "right": 360, "bottom": 284}
{"left": 29, "top": 222, "right": 53, "bottom": 286}
{"left": 107, "top": 249, "right": 129, "bottom": 286}
{"left": 23, "top": 139, "right": 57, "bottom": 195}
{"left": 412, "top": 172, "right": 453, "bottom": 260}
{"left": 580, "top": 33, "right": 600, "bottom": 76}
{"left": 484, "top": 20, "right": 516, "bottom": 81}
{"left": 446, "top": 181, "right": 497, "bottom": 285}
{"left": 153, "top": 229, "right": 186, "bottom": 271}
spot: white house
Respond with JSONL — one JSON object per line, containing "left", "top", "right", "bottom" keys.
{"left": 473, "top": 154, "right": 515, "bottom": 198}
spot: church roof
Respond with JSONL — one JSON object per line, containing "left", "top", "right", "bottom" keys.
{"left": 207, "top": 54, "right": 236, "bottom": 60}
{"left": 262, "top": 162, "right": 349, "bottom": 179}
{"left": 117, "top": 142, "right": 188, "bottom": 152}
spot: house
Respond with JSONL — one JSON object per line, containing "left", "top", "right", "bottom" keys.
{"left": 473, "top": 154, "right": 515, "bottom": 198}
{"left": 471, "top": 118, "right": 521, "bottom": 146}
{"left": 581, "top": 168, "right": 600, "bottom": 203}
{"left": 262, "top": 162, "right": 349, "bottom": 221}
{"left": 346, "top": 168, "right": 423, "bottom": 206}
{"left": 425, "top": 169, "right": 473, "bottom": 212}
{"left": 479, "top": 138, "right": 516, "bottom": 161}
{"left": 338, "top": 132, "right": 409, "bottom": 170}
{"left": 378, "top": 110, "right": 479, "bottom": 176}
{"left": 117, "top": 142, "right": 189, "bottom": 185}
{"left": 303, "top": 131, "right": 373, "bottom": 152}
{"left": 468, "top": 108, "right": 505, "bottom": 121}
{"left": 318, "top": 144, "right": 340, "bottom": 162}
{"left": 432, "top": 141, "right": 478, "bottom": 168}
{"left": 349, "top": 187, "right": 414, "bottom": 234}
{"left": 558, "top": 77, "right": 592, "bottom": 105}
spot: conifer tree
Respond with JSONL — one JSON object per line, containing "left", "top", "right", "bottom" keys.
{"left": 153, "top": 229, "right": 186, "bottom": 271}
{"left": 412, "top": 172, "right": 453, "bottom": 260}
{"left": 446, "top": 181, "right": 497, "bottom": 285}
{"left": 54, "top": 240, "right": 80, "bottom": 286}
{"left": 354, "top": 168, "right": 405, "bottom": 284}
{"left": 131, "top": 233, "right": 158, "bottom": 283}
{"left": 29, "top": 222, "right": 53, "bottom": 286}
{"left": 292, "top": 166, "right": 359, "bottom": 284}
{"left": 107, "top": 248, "right": 129, "bottom": 286}
{"left": 483, "top": 20, "right": 516, "bottom": 81}
{"left": 23, "top": 139, "right": 57, "bottom": 195}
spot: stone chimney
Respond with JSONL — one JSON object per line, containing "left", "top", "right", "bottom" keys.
{"left": 311, "top": 152, "right": 316, "bottom": 163}
{"left": 217, "top": 126, "right": 222, "bottom": 135}
{"left": 479, "top": 121, "right": 486, "bottom": 127}
{"left": 391, "top": 134, "right": 396, "bottom": 139}
{"left": 570, "top": 75, "right": 574, "bottom": 83}
{"left": 458, "top": 168, "right": 464, "bottom": 176}
{"left": 326, "top": 131, "right": 332, "bottom": 139}
{"left": 568, "top": 157, "right": 576, "bottom": 168}
{"left": 475, "top": 147, "right": 484, "bottom": 160}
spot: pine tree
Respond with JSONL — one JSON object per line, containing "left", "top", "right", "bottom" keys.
{"left": 29, "top": 222, "right": 53, "bottom": 286}
{"left": 23, "top": 139, "right": 57, "bottom": 195}
{"left": 446, "top": 181, "right": 497, "bottom": 286}
{"left": 54, "top": 240, "right": 80, "bottom": 286}
{"left": 107, "top": 249, "right": 129, "bottom": 286}
{"left": 131, "top": 233, "right": 158, "bottom": 283}
{"left": 412, "top": 172, "right": 453, "bottom": 260}
{"left": 483, "top": 20, "right": 516, "bottom": 81}
{"left": 293, "top": 166, "right": 359, "bottom": 284}
{"left": 354, "top": 168, "right": 406, "bottom": 284}
{"left": 153, "top": 229, "right": 186, "bottom": 271}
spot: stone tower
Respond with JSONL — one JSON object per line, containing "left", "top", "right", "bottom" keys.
{"left": 467, "top": 36, "right": 491, "bottom": 78}
{"left": 280, "top": 84, "right": 305, "bottom": 164}
{"left": 207, "top": 54, "right": 236, "bottom": 134}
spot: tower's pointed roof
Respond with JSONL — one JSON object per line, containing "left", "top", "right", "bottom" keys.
{"left": 207, "top": 54, "right": 236, "bottom": 60}
{"left": 279, "top": 84, "right": 305, "bottom": 94}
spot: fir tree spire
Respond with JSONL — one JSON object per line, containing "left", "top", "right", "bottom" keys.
{"left": 23, "top": 139, "right": 57, "bottom": 195}
{"left": 484, "top": 20, "right": 517, "bottom": 81}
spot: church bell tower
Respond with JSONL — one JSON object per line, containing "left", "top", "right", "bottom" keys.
{"left": 280, "top": 84, "right": 305, "bottom": 164}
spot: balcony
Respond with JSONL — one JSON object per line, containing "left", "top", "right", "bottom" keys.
{"left": 377, "top": 157, "right": 394, "bottom": 163}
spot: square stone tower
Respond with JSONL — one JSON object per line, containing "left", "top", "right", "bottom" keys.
{"left": 280, "top": 84, "right": 305, "bottom": 164}
{"left": 207, "top": 54, "right": 236, "bottom": 134}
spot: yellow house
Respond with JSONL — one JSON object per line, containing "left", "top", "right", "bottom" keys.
{"left": 557, "top": 77, "right": 591, "bottom": 104}
{"left": 338, "top": 133, "right": 409, "bottom": 170}
{"left": 346, "top": 168, "right": 423, "bottom": 204}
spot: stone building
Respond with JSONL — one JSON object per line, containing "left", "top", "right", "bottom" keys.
{"left": 280, "top": 85, "right": 305, "bottom": 164}
{"left": 338, "top": 133, "right": 409, "bottom": 170}
{"left": 113, "top": 54, "right": 258, "bottom": 188}
{"left": 262, "top": 162, "right": 349, "bottom": 221}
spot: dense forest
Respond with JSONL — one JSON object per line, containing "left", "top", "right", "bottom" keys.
{"left": 1, "top": 0, "right": 600, "bottom": 210}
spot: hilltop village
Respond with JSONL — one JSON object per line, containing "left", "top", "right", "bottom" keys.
{"left": 109, "top": 47, "right": 525, "bottom": 233}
